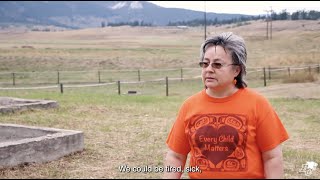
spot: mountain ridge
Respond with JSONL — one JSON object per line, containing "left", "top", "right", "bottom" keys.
{"left": 0, "top": 1, "right": 251, "bottom": 29}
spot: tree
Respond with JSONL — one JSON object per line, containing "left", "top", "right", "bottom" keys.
{"left": 307, "top": 10, "right": 320, "bottom": 20}
{"left": 291, "top": 11, "right": 300, "bottom": 20}
{"left": 300, "top": 10, "right": 307, "bottom": 19}
{"left": 279, "top": 9, "right": 289, "bottom": 20}
{"left": 271, "top": 12, "right": 278, "bottom": 20}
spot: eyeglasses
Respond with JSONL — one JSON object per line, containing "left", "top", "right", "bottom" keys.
{"left": 199, "top": 62, "right": 238, "bottom": 69}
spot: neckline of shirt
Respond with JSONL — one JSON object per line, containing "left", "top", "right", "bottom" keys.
{"left": 202, "top": 88, "right": 245, "bottom": 103}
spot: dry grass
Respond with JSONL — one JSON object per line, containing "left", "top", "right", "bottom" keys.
{"left": 282, "top": 72, "right": 318, "bottom": 83}
{"left": 0, "top": 91, "right": 179, "bottom": 178}
{"left": 0, "top": 81, "right": 319, "bottom": 178}
{"left": 0, "top": 20, "right": 319, "bottom": 71}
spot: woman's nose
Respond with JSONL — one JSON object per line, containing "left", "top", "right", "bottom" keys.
{"left": 204, "top": 64, "right": 215, "bottom": 72}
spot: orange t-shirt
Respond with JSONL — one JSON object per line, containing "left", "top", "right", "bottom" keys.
{"left": 166, "top": 88, "right": 289, "bottom": 179}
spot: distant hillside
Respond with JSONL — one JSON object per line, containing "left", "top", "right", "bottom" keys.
{"left": 0, "top": 1, "right": 250, "bottom": 29}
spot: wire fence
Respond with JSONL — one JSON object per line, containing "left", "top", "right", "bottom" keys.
{"left": 0, "top": 68, "right": 189, "bottom": 86}
{"left": 0, "top": 64, "right": 319, "bottom": 96}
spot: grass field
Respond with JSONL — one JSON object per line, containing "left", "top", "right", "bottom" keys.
{"left": 0, "top": 19, "right": 320, "bottom": 178}
{"left": 0, "top": 79, "right": 319, "bottom": 178}
{"left": 0, "top": 20, "right": 319, "bottom": 72}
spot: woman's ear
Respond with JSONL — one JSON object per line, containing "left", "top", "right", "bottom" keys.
{"left": 234, "top": 66, "right": 241, "bottom": 77}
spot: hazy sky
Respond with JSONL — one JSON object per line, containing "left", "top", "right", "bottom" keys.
{"left": 148, "top": 1, "right": 320, "bottom": 15}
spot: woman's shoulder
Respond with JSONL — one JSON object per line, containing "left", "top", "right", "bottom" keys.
{"left": 241, "top": 87, "right": 270, "bottom": 103}
{"left": 182, "top": 89, "right": 205, "bottom": 106}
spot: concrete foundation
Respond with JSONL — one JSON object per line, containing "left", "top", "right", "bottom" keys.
{"left": 0, "top": 123, "right": 84, "bottom": 169}
{"left": 0, "top": 97, "right": 58, "bottom": 114}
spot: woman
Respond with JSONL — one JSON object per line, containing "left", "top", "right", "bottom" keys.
{"left": 164, "top": 32, "right": 289, "bottom": 179}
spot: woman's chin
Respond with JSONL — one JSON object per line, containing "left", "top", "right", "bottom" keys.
{"left": 205, "top": 82, "right": 218, "bottom": 89}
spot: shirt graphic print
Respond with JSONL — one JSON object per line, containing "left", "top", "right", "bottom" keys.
{"left": 187, "top": 113, "right": 248, "bottom": 172}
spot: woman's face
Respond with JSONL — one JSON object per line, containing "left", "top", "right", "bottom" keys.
{"left": 201, "top": 45, "right": 240, "bottom": 91}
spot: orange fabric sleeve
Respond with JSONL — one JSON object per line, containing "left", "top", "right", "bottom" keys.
{"left": 166, "top": 104, "right": 191, "bottom": 155}
{"left": 256, "top": 98, "right": 289, "bottom": 152}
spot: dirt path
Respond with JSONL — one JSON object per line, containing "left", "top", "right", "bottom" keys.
{"left": 254, "top": 82, "right": 320, "bottom": 99}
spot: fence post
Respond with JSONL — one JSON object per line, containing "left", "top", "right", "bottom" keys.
{"left": 12, "top": 72, "right": 15, "bottom": 86}
{"left": 287, "top": 67, "right": 290, "bottom": 77}
{"left": 166, "top": 76, "right": 169, "bottom": 96}
{"left": 318, "top": 64, "right": 320, "bottom": 74}
{"left": 138, "top": 69, "right": 141, "bottom": 81}
{"left": 268, "top": 66, "right": 271, "bottom": 80}
{"left": 180, "top": 68, "right": 183, "bottom": 82}
{"left": 117, "top": 81, "right": 121, "bottom": 95}
{"left": 263, "top": 67, "right": 266, "bottom": 87}
{"left": 60, "top": 83, "right": 63, "bottom": 94}
{"left": 98, "top": 71, "right": 101, "bottom": 83}
{"left": 308, "top": 66, "right": 311, "bottom": 75}
{"left": 57, "top": 71, "right": 60, "bottom": 84}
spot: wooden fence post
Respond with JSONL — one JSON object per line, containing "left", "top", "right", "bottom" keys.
{"left": 308, "top": 66, "right": 311, "bottom": 75}
{"left": 180, "top": 68, "right": 183, "bottom": 82}
{"left": 287, "top": 67, "right": 290, "bottom": 77}
{"left": 263, "top": 67, "right": 267, "bottom": 87}
{"left": 166, "top": 76, "right": 169, "bottom": 96}
{"left": 268, "top": 66, "right": 271, "bottom": 80}
{"left": 57, "top": 71, "right": 60, "bottom": 84}
{"left": 117, "top": 81, "right": 121, "bottom": 95}
{"left": 12, "top": 73, "right": 15, "bottom": 86}
{"left": 60, "top": 83, "right": 63, "bottom": 94}
{"left": 98, "top": 71, "right": 101, "bottom": 83}
{"left": 138, "top": 69, "right": 141, "bottom": 81}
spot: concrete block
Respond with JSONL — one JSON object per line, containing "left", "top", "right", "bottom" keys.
{"left": 0, "top": 97, "right": 58, "bottom": 114}
{"left": 0, "top": 123, "right": 84, "bottom": 169}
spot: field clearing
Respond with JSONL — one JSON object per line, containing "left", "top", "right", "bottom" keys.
{"left": 0, "top": 20, "right": 319, "bottom": 71}
{"left": 0, "top": 19, "right": 320, "bottom": 178}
